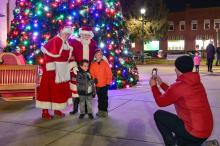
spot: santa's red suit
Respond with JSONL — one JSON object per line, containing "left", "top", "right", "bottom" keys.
{"left": 36, "top": 35, "right": 77, "bottom": 111}
{"left": 70, "top": 38, "right": 97, "bottom": 62}
{"left": 68, "top": 27, "right": 97, "bottom": 98}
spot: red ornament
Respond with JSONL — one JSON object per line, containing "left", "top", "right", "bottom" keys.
{"left": 19, "top": 2, "right": 25, "bottom": 7}
{"left": 39, "top": 58, "right": 44, "bottom": 64}
{"left": 46, "top": 12, "right": 52, "bottom": 17}
{"left": 13, "top": 30, "right": 18, "bottom": 36}
{"left": 51, "top": 2, "right": 58, "bottom": 8}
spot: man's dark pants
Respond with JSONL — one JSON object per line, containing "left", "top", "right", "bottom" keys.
{"left": 154, "top": 110, "right": 206, "bottom": 146}
{"left": 207, "top": 58, "right": 214, "bottom": 71}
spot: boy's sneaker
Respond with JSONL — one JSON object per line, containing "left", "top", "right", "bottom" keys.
{"left": 96, "top": 111, "right": 104, "bottom": 117}
{"left": 79, "top": 114, "right": 85, "bottom": 119}
{"left": 96, "top": 111, "right": 108, "bottom": 118}
{"left": 88, "top": 113, "right": 94, "bottom": 119}
{"left": 102, "top": 111, "right": 108, "bottom": 117}
{"left": 202, "top": 139, "right": 219, "bottom": 146}
{"left": 69, "top": 110, "right": 78, "bottom": 115}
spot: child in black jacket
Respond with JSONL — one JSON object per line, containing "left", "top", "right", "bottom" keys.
{"left": 76, "top": 59, "right": 95, "bottom": 119}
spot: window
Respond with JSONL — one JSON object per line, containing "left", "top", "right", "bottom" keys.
{"left": 168, "top": 40, "right": 185, "bottom": 50}
{"left": 168, "top": 21, "right": 174, "bottom": 31}
{"left": 144, "top": 41, "right": 159, "bottom": 51}
{"left": 179, "top": 21, "right": 185, "bottom": 31}
{"left": 214, "top": 19, "right": 220, "bottom": 29}
{"left": 191, "top": 20, "right": 198, "bottom": 30}
{"left": 195, "top": 40, "right": 212, "bottom": 50}
{"left": 204, "top": 19, "right": 210, "bottom": 30}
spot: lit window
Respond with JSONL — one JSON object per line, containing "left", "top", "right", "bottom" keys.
{"left": 214, "top": 19, "right": 220, "bottom": 29}
{"left": 195, "top": 39, "right": 212, "bottom": 50}
{"left": 191, "top": 20, "right": 198, "bottom": 30}
{"left": 168, "top": 21, "right": 174, "bottom": 31}
{"left": 204, "top": 19, "right": 210, "bottom": 30}
{"left": 168, "top": 40, "right": 185, "bottom": 50}
{"left": 179, "top": 21, "right": 185, "bottom": 31}
{"left": 144, "top": 41, "right": 159, "bottom": 51}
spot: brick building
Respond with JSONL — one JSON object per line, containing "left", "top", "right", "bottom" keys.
{"left": 160, "top": 7, "right": 220, "bottom": 53}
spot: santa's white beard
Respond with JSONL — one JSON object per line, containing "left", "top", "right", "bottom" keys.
{"left": 80, "top": 38, "right": 91, "bottom": 45}
{"left": 80, "top": 38, "right": 91, "bottom": 60}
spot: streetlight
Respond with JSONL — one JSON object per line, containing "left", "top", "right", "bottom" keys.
{"left": 140, "top": 8, "right": 146, "bottom": 15}
{"left": 140, "top": 8, "right": 146, "bottom": 64}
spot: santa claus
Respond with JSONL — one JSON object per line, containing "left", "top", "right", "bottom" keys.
{"left": 36, "top": 26, "right": 77, "bottom": 119}
{"left": 68, "top": 26, "right": 97, "bottom": 114}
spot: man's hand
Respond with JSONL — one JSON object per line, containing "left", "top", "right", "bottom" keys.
{"left": 149, "top": 77, "right": 157, "bottom": 87}
{"left": 94, "top": 78, "right": 98, "bottom": 84}
{"left": 156, "top": 75, "right": 163, "bottom": 85}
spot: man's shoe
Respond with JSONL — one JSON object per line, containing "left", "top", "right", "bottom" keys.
{"left": 88, "top": 113, "right": 94, "bottom": 119}
{"left": 79, "top": 114, "right": 85, "bottom": 119}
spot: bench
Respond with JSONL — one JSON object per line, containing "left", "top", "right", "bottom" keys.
{"left": 0, "top": 65, "right": 39, "bottom": 101}
{"left": 0, "top": 52, "right": 39, "bottom": 101}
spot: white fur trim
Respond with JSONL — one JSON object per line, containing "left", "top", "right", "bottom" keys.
{"left": 73, "top": 66, "right": 78, "bottom": 74}
{"left": 70, "top": 82, "right": 79, "bottom": 97}
{"left": 46, "top": 62, "right": 56, "bottom": 71}
{"left": 41, "top": 47, "right": 60, "bottom": 58}
{"left": 55, "top": 62, "right": 71, "bottom": 83}
{"left": 72, "top": 93, "right": 79, "bottom": 98}
{"left": 79, "top": 29, "right": 94, "bottom": 38}
{"left": 70, "top": 82, "right": 77, "bottom": 91}
{"left": 80, "top": 40, "right": 90, "bottom": 60}
{"left": 68, "top": 98, "right": 73, "bottom": 105}
{"left": 36, "top": 100, "right": 69, "bottom": 110}
{"left": 69, "top": 61, "right": 77, "bottom": 70}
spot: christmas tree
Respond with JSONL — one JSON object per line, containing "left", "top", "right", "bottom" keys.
{"left": 5, "top": 0, "right": 139, "bottom": 89}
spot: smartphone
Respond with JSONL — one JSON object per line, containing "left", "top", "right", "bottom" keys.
{"left": 152, "top": 68, "right": 157, "bottom": 79}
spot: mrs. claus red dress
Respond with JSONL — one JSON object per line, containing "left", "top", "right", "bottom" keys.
{"left": 36, "top": 35, "right": 76, "bottom": 110}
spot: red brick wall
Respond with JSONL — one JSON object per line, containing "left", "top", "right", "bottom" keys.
{"left": 160, "top": 7, "right": 220, "bottom": 52}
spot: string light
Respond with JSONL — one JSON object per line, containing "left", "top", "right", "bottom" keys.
{"left": 5, "top": 0, "right": 139, "bottom": 89}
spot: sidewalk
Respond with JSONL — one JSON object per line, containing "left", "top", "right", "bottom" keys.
{"left": 0, "top": 65, "right": 219, "bottom": 146}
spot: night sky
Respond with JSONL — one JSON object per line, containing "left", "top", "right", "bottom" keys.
{"left": 165, "top": 0, "right": 220, "bottom": 11}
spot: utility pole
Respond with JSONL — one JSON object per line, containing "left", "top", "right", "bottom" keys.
{"left": 140, "top": 8, "right": 146, "bottom": 64}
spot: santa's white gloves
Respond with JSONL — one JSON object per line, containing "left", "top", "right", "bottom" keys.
{"left": 72, "top": 66, "right": 78, "bottom": 74}
{"left": 68, "top": 61, "right": 78, "bottom": 74}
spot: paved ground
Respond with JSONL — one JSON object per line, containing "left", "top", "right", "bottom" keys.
{"left": 0, "top": 65, "right": 220, "bottom": 146}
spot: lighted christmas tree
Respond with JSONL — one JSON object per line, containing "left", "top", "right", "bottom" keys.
{"left": 5, "top": 0, "right": 138, "bottom": 89}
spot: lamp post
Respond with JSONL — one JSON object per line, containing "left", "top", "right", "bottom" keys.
{"left": 216, "top": 28, "right": 219, "bottom": 47}
{"left": 140, "top": 8, "right": 146, "bottom": 64}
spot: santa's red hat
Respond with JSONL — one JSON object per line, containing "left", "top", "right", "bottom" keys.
{"left": 59, "top": 25, "right": 74, "bottom": 34}
{"left": 79, "top": 26, "right": 94, "bottom": 38}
